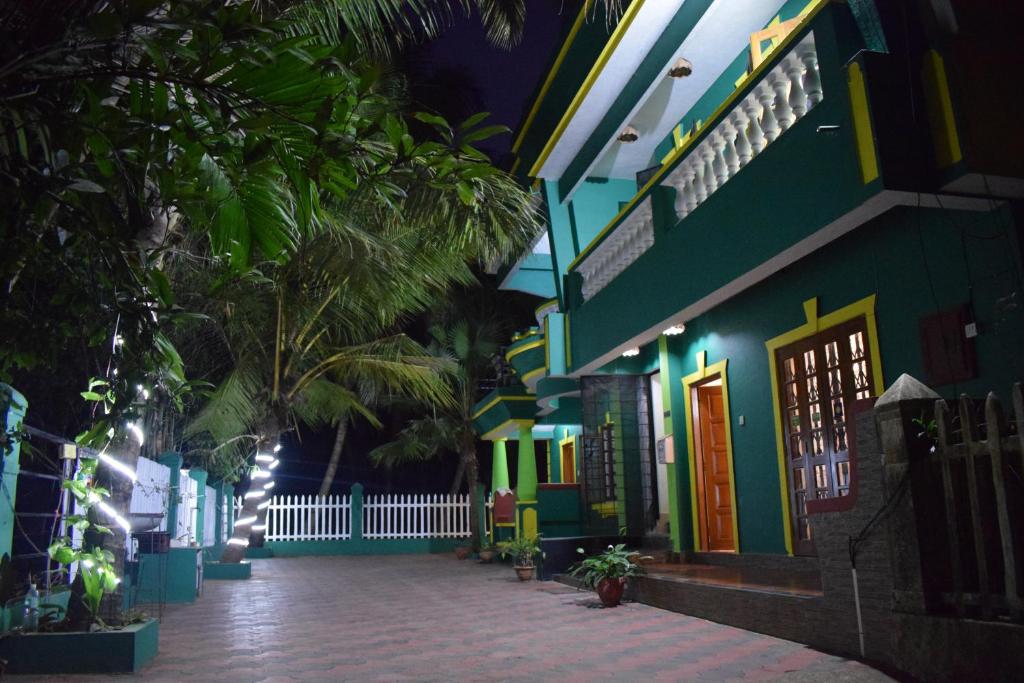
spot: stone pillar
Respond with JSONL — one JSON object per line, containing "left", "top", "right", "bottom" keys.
{"left": 516, "top": 424, "right": 537, "bottom": 501}
{"left": 491, "top": 439, "right": 509, "bottom": 492}
{"left": 350, "top": 483, "right": 363, "bottom": 542}
{"left": 158, "top": 452, "right": 183, "bottom": 541}
{"left": 0, "top": 385, "right": 27, "bottom": 559}
{"left": 189, "top": 469, "right": 208, "bottom": 546}
{"left": 874, "top": 373, "right": 941, "bottom": 614}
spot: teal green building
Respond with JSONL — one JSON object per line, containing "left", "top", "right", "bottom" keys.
{"left": 474, "top": 0, "right": 1024, "bottom": 557}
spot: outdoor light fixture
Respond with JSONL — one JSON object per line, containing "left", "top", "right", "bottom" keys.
{"left": 622, "top": 347, "right": 640, "bottom": 357}
{"left": 255, "top": 453, "right": 274, "bottom": 463}
{"left": 252, "top": 524, "right": 267, "bottom": 532}
{"left": 269, "top": 459, "right": 280, "bottom": 470}
{"left": 263, "top": 481, "right": 276, "bottom": 491}
{"left": 98, "top": 452, "right": 137, "bottom": 482}
{"left": 244, "top": 490, "right": 265, "bottom": 499}
{"left": 617, "top": 125, "right": 639, "bottom": 143}
{"left": 273, "top": 444, "right": 282, "bottom": 453}
{"left": 227, "top": 538, "right": 249, "bottom": 547}
{"left": 252, "top": 469, "right": 271, "bottom": 479}
{"left": 663, "top": 324, "right": 686, "bottom": 336}
{"left": 136, "top": 384, "right": 150, "bottom": 401}
{"left": 97, "top": 501, "right": 132, "bottom": 532}
{"left": 234, "top": 515, "right": 257, "bottom": 526}
{"left": 668, "top": 57, "right": 693, "bottom": 78}
{"left": 127, "top": 421, "right": 145, "bottom": 446}
{"left": 257, "top": 500, "right": 271, "bottom": 510}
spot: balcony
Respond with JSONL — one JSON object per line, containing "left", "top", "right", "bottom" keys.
{"left": 573, "top": 30, "right": 822, "bottom": 304}
{"left": 505, "top": 328, "right": 546, "bottom": 392}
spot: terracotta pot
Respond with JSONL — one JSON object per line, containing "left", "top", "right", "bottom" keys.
{"left": 514, "top": 566, "right": 535, "bottom": 581}
{"left": 478, "top": 550, "right": 496, "bottom": 564}
{"left": 596, "top": 577, "right": 626, "bottom": 607}
{"left": 454, "top": 546, "right": 471, "bottom": 560}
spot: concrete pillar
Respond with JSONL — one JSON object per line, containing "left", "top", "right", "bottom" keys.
{"left": 224, "top": 483, "right": 235, "bottom": 538}
{"left": 188, "top": 469, "right": 208, "bottom": 546}
{"left": 158, "top": 453, "right": 183, "bottom": 539}
{"left": 516, "top": 424, "right": 537, "bottom": 501}
{"left": 874, "top": 373, "right": 941, "bottom": 614}
{"left": 491, "top": 439, "right": 509, "bottom": 492}
{"left": 0, "top": 385, "right": 27, "bottom": 559}
{"left": 350, "top": 483, "right": 363, "bottom": 542}
{"left": 212, "top": 482, "right": 224, "bottom": 545}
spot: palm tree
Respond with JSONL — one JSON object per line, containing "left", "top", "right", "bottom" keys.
{"left": 370, "top": 297, "right": 506, "bottom": 550}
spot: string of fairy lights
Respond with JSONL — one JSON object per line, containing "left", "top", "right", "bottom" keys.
{"left": 226, "top": 445, "right": 280, "bottom": 547}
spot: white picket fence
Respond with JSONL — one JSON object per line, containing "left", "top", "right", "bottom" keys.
{"left": 233, "top": 492, "right": 472, "bottom": 542}
{"left": 363, "top": 493, "right": 470, "bottom": 539}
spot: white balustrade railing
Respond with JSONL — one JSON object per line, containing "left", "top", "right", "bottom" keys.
{"left": 576, "top": 32, "right": 821, "bottom": 302}
{"left": 363, "top": 493, "right": 471, "bottom": 540}
{"left": 665, "top": 32, "right": 821, "bottom": 220}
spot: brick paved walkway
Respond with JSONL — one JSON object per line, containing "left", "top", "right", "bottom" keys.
{"left": 28, "top": 555, "right": 893, "bottom": 682}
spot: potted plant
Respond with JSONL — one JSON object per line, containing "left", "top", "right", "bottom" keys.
{"left": 497, "top": 535, "right": 541, "bottom": 581}
{"left": 477, "top": 544, "right": 497, "bottom": 564}
{"left": 454, "top": 545, "right": 472, "bottom": 560}
{"left": 569, "top": 544, "right": 651, "bottom": 607}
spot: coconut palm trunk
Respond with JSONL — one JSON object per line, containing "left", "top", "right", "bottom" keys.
{"left": 318, "top": 418, "right": 348, "bottom": 496}
{"left": 221, "top": 416, "right": 281, "bottom": 563}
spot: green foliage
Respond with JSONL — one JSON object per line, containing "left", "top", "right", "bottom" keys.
{"left": 497, "top": 534, "right": 541, "bottom": 567}
{"left": 46, "top": 459, "right": 120, "bottom": 622}
{"left": 568, "top": 544, "right": 650, "bottom": 589}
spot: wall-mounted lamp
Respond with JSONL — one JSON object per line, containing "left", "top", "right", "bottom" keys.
{"left": 617, "top": 125, "right": 639, "bottom": 143}
{"left": 622, "top": 347, "right": 640, "bottom": 358}
{"left": 663, "top": 324, "right": 686, "bottom": 336}
{"left": 668, "top": 58, "right": 693, "bottom": 78}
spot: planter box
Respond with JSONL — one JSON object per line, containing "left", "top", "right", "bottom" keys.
{"left": 203, "top": 560, "right": 251, "bottom": 580}
{"left": 0, "top": 618, "right": 158, "bottom": 674}
{"left": 245, "top": 546, "right": 274, "bottom": 559}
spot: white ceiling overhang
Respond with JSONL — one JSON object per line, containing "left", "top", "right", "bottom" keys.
{"left": 535, "top": 0, "right": 790, "bottom": 199}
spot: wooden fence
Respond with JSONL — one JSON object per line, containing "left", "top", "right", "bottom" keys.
{"left": 234, "top": 492, "right": 473, "bottom": 542}
{"left": 362, "top": 493, "right": 471, "bottom": 540}
{"left": 918, "top": 383, "right": 1024, "bottom": 621}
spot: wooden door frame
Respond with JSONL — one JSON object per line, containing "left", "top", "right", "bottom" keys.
{"left": 765, "top": 295, "right": 884, "bottom": 555}
{"left": 558, "top": 435, "right": 577, "bottom": 484}
{"left": 681, "top": 351, "right": 740, "bottom": 552}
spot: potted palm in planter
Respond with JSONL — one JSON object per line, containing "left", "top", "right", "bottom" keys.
{"left": 497, "top": 535, "right": 541, "bottom": 581}
{"left": 477, "top": 544, "right": 497, "bottom": 564}
{"left": 569, "top": 544, "right": 650, "bottom": 607}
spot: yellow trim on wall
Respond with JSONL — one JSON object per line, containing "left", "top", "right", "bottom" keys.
{"left": 565, "top": 0, "right": 831, "bottom": 273}
{"left": 535, "top": 298, "right": 559, "bottom": 318}
{"left": 764, "top": 294, "right": 884, "bottom": 555}
{"left": 528, "top": 0, "right": 648, "bottom": 177}
{"left": 921, "top": 49, "right": 963, "bottom": 168}
{"left": 564, "top": 314, "right": 572, "bottom": 370}
{"left": 505, "top": 338, "right": 546, "bottom": 363}
{"left": 471, "top": 395, "right": 535, "bottom": 421}
{"left": 521, "top": 367, "right": 546, "bottom": 386}
{"left": 680, "top": 351, "right": 741, "bottom": 553}
{"left": 847, "top": 62, "right": 879, "bottom": 184}
{"left": 511, "top": 4, "right": 590, "bottom": 155}
{"left": 480, "top": 418, "right": 535, "bottom": 442}
{"left": 558, "top": 434, "right": 577, "bottom": 484}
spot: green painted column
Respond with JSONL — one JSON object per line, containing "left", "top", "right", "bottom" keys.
{"left": 659, "top": 336, "right": 688, "bottom": 553}
{"left": 188, "top": 468, "right": 208, "bottom": 546}
{"left": 516, "top": 424, "right": 537, "bottom": 501}
{"left": 158, "top": 453, "right": 183, "bottom": 539}
{"left": 350, "top": 483, "right": 363, "bottom": 542}
{"left": 491, "top": 439, "right": 509, "bottom": 492}
{"left": 0, "top": 385, "right": 27, "bottom": 560}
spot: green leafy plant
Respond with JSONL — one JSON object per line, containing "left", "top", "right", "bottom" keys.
{"left": 497, "top": 534, "right": 541, "bottom": 567}
{"left": 913, "top": 412, "right": 940, "bottom": 453}
{"left": 568, "top": 544, "right": 651, "bottom": 590}
{"left": 46, "top": 458, "right": 121, "bottom": 623}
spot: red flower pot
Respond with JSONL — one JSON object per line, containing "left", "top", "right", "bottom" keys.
{"left": 596, "top": 577, "right": 626, "bottom": 607}
{"left": 455, "top": 546, "right": 471, "bottom": 560}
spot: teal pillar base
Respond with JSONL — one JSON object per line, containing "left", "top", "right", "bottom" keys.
{"left": 203, "top": 560, "right": 251, "bottom": 580}
{"left": 245, "top": 546, "right": 274, "bottom": 559}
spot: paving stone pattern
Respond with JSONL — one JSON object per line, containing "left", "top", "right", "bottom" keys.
{"left": 23, "top": 555, "right": 894, "bottom": 682}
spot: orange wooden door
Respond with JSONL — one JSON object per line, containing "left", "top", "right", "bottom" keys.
{"left": 560, "top": 442, "right": 576, "bottom": 483}
{"left": 697, "top": 384, "right": 734, "bottom": 551}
